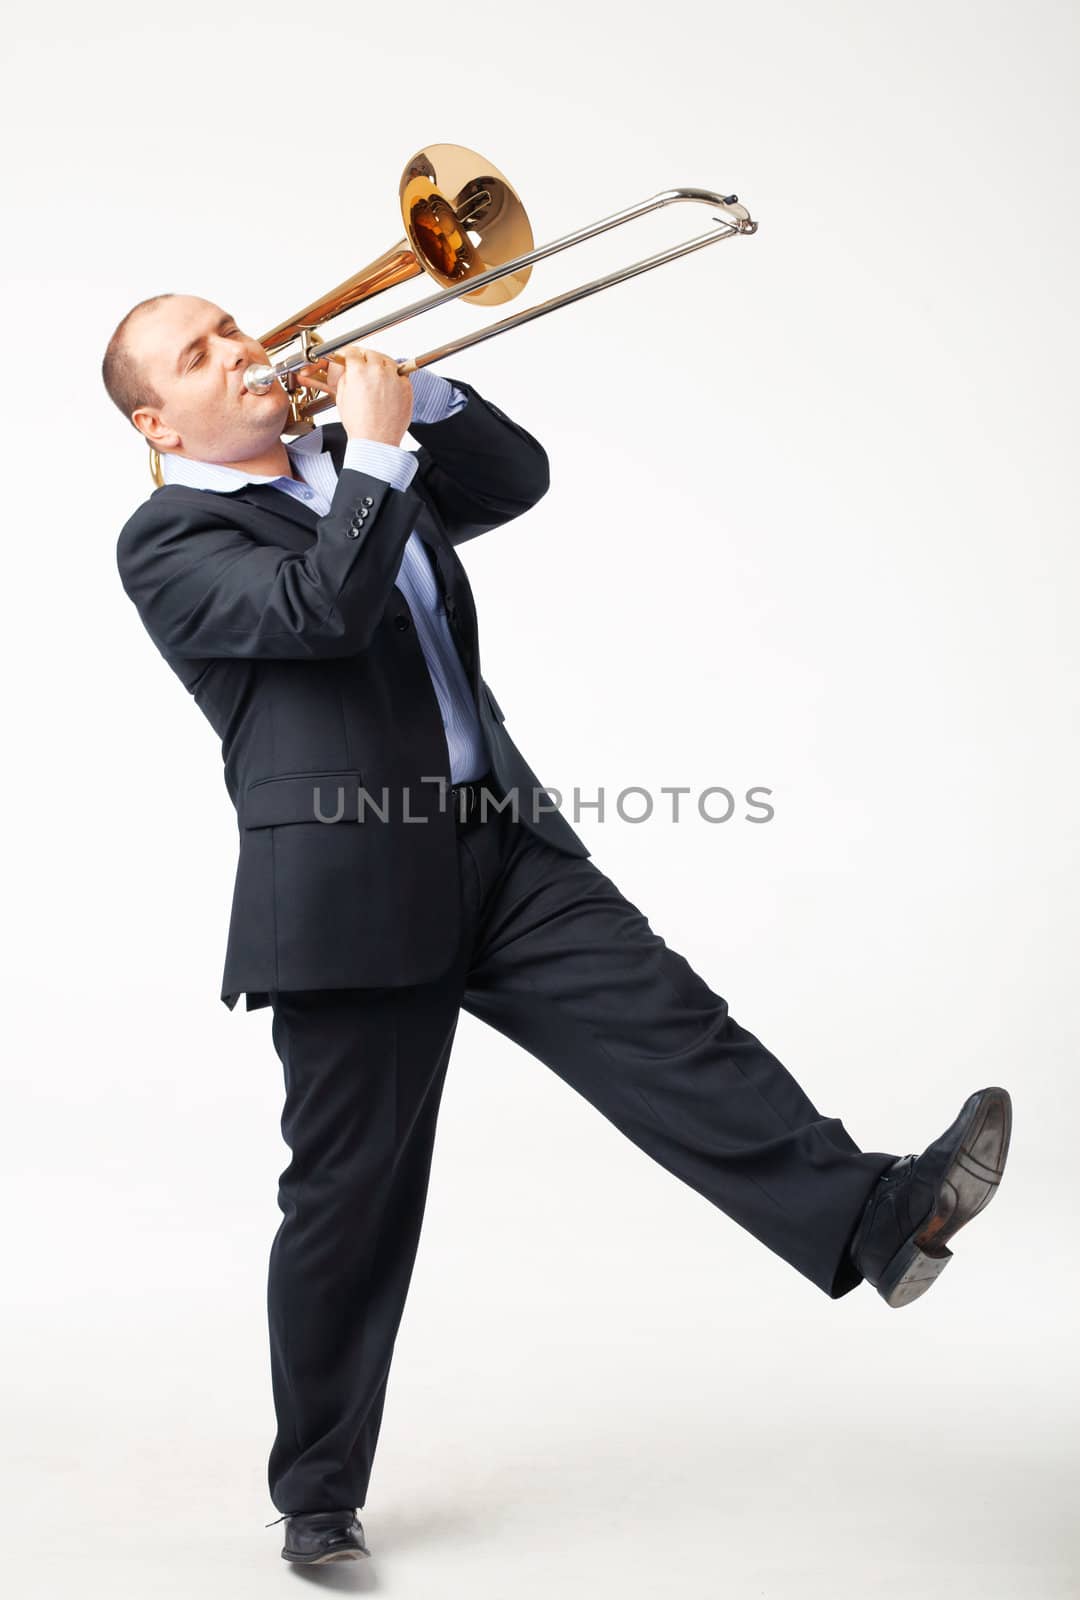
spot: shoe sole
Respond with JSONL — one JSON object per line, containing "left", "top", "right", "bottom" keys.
{"left": 282, "top": 1544, "right": 371, "bottom": 1564}
{"left": 877, "top": 1085, "right": 1012, "bottom": 1308}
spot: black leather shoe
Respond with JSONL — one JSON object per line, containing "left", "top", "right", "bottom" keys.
{"left": 275, "top": 1509, "right": 371, "bottom": 1564}
{"left": 847, "top": 1085, "right": 1012, "bottom": 1308}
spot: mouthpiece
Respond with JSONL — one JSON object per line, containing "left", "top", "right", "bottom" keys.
{"left": 243, "top": 361, "right": 279, "bottom": 394}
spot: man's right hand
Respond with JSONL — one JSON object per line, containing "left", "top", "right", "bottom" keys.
{"left": 296, "top": 344, "right": 414, "bottom": 447}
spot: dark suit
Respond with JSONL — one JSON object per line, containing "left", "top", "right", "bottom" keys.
{"left": 116, "top": 380, "right": 899, "bottom": 1517}
{"left": 117, "top": 382, "right": 587, "bottom": 1011}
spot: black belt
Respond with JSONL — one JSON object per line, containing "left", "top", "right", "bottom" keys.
{"left": 449, "top": 769, "right": 494, "bottom": 828}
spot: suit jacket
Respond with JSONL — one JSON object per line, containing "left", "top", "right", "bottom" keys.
{"left": 115, "top": 379, "right": 590, "bottom": 1011}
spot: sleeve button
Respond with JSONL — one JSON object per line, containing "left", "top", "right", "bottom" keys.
{"left": 346, "top": 527, "right": 361, "bottom": 539}
{"left": 362, "top": 496, "right": 374, "bottom": 506}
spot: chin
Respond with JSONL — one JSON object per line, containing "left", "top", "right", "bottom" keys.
{"left": 245, "top": 392, "right": 291, "bottom": 428}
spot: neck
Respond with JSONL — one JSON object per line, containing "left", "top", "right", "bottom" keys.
{"left": 218, "top": 437, "right": 295, "bottom": 478}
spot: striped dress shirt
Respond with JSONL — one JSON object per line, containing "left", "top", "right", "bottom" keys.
{"left": 160, "top": 365, "right": 489, "bottom": 783}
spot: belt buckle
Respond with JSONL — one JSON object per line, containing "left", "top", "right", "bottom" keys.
{"left": 451, "top": 773, "right": 487, "bottom": 826}
{"left": 449, "top": 778, "right": 472, "bottom": 825}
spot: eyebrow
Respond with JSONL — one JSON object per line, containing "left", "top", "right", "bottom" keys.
{"left": 176, "top": 312, "right": 236, "bottom": 372}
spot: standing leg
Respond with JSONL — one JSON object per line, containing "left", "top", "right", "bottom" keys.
{"left": 266, "top": 973, "right": 464, "bottom": 1514}
{"left": 461, "top": 821, "right": 900, "bottom": 1298}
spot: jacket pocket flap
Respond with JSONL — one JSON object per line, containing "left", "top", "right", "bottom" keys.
{"left": 243, "top": 770, "right": 365, "bottom": 828}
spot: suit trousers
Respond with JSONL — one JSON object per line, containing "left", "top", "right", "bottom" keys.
{"left": 265, "top": 793, "right": 900, "bottom": 1514}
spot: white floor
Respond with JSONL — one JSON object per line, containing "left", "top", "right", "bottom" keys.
{"left": 8, "top": 1269, "right": 1075, "bottom": 1598}
{"left": 7, "top": 999, "right": 1075, "bottom": 1599}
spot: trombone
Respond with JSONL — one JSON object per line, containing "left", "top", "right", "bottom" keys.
{"left": 149, "top": 143, "right": 756, "bottom": 485}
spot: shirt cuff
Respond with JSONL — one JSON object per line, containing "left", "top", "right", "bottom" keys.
{"left": 394, "top": 359, "right": 470, "bottom": 425}
{"left": 342, "top": 438, "right": 419, "bottom": 492}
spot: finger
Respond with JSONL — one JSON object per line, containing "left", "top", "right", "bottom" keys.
{"left": 342, "top": 344, "right": 395, "bottom": 366}
{"left": 297, "top": 365, "right": 333, "bottom": 391}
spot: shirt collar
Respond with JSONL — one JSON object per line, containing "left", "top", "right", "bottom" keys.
{"left": 160, "top": 425, "right": 327, "bottom": 494}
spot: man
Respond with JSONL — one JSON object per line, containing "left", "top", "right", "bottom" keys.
{"left": 105, "top": 293, "right": 1012, "bottom": 1567}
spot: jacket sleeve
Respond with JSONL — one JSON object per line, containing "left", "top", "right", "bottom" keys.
{"left": 407, "top": 377, "right": 551, "bottom": 547}
{"left": 116, "top": 466, "right": 422, "bottom": 661}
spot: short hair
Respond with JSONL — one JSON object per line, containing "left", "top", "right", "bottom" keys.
{"left": 101, "top": 293, "right": 177, "bottom": 429}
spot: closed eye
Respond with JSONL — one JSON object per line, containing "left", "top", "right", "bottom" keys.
{"left": 187, "top": 329, "right": 240, "bottom": 370}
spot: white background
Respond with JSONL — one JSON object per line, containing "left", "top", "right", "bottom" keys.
{"left": 4, "top": 0, "right": 1078, "bottom": 1594}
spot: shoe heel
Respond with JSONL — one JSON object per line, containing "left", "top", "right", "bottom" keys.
{"left": 877, "top": 1237, "right": 953, "bottom": 1308}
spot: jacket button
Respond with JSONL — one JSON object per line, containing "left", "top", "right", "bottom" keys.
{"left": 394, "top": 614, "right": 411, "bottom": 631}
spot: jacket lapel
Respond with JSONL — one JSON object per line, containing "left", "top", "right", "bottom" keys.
{"left": 228, "top": 481, "right": 319, "bottom": 550}
{"left": 322, "top": 420, "right": 462, "bottom": 610}
{"left": 219, "top": 421, "right": 465, "bottom": 612}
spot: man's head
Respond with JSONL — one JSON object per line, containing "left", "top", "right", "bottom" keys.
{"left": 101, "top": 293, "right": 290, "bottom": 464}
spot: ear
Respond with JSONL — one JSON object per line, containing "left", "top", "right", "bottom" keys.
{"left": 132, "top": 406, "right": 180, "bottom": 451}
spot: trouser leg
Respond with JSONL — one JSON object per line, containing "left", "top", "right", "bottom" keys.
{"left": 460, "top": 817, "right": 900, "bottom": 1298}
{"left": 265, "top": 973, "right": 464, "bottom": 1513}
